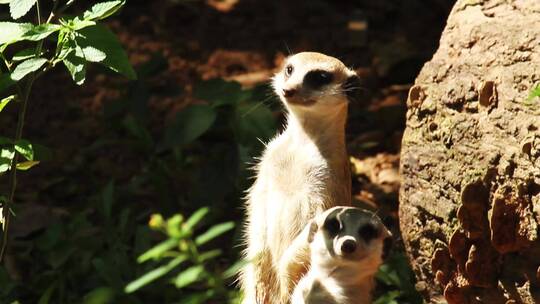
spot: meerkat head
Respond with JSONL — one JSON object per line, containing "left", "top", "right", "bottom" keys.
{"left": 273, "top": 52, "right": 360, "bottom": 113}
{"left": 307, "top": 206, "right": 392, "bottom": 279}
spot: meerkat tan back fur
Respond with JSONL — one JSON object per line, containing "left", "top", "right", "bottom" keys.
{"left": 290, "top": 207, "right": 392, "bottom": 304}
{"left": 240, "top": 52, "right": 360, "bottom": 304}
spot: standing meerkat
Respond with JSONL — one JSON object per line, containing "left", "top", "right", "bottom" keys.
{"left": 240, "top": 52, "right": 360, "bottom": 304}
{"left": 290, "top": 206, "right": 392, "bottom": 304}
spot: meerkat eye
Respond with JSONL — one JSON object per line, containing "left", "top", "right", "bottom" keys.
{"left": 324, "top": 218, "right": 341, "bottom": 235}
{"left": 285, "top": 64, "right": 294, "bottom": 77}
{"left": 303, "top": 70, "right": 334, "bottom": 89}
{"left": 358, "top": 223, "right": 379, "bottom": 243}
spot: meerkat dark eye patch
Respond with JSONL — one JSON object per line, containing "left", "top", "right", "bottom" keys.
{"left": 303, "top": 70, "right": 334, "bottom": 89}
{"left": 323, "top": 217, "right": 341, "bottom": 235}
{"left": 358, "top": 223, "right": 379, "bottom": 243}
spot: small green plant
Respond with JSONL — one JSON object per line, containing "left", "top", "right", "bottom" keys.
{"left": 527, "top": 85, "right": 540, "bottom": 102}
{"left": 374, "top": 252, "right": 423, "bottom": 304}
{"left": 0, "top": 0, "right": 135, "bottom": 260}
{"left": 125, "top": 208, "right": 243, "bottom": 304}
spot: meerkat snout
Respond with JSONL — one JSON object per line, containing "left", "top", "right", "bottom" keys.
{"left": 340, "top": 237, "right": 357, "bottom": 254}
{"left": 273, "top": 52, "right": 359, "bottom": 108}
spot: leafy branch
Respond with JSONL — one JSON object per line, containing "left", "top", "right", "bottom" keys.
{"left": 0, "top": 0, "right": 136, "bottom": 261}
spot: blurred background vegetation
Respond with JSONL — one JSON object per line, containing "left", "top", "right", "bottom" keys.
{"left": 0, "top": 0, "right": 456, "bottom": 303}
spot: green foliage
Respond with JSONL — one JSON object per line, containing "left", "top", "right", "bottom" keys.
{"left": 375, "top": 252, "right": 423, "bottom": 304}
{"left": 0, "top": 0, "right": 135, "bottom": 287}
{"left": 125, "top": 209, "right": 240, "bottom": 303}
{"left": 9, "top": 0, "right": 37, "bottom": 20}
{"left": 527, "top": 85, "right": 540, "bottom": 101}
{"left": 0, "top": 94, "right": 14, "bottom": 112}
{"left": 0, "top": 52, "right": 277, "bottom": 301}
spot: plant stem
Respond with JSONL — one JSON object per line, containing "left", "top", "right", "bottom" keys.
{"left": 0, "top": 0, "right": 43, "bottom": 262}
{"left": 0, "top": 81, "right": 32, "bottom": 261}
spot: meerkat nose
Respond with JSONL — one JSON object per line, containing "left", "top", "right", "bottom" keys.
{"left": 283, "top": 88, "right": 297, "bottom": 98}
{"left": 341, "top": 239, "right": 357, "bottom": 254}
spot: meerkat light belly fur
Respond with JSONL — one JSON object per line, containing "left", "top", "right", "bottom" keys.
{"left": 240, "top": 52, "right": 360, "bottom": 304}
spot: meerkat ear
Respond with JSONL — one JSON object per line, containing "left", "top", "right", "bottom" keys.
{"left": 307, "top": 221, "right": 318, "bottom": 243}
{"left": 343, "top": 74, "right": 362, "bottom": 102}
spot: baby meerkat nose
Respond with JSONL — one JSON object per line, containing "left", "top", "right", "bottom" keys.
{"left": 341, "top": 239, "right": 357, "bottom": 254}
{"left": 283, "top": 88, "right": 297, "bottom": 98}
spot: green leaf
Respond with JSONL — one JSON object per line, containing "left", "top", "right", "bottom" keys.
{"left": 125, "top": 255, "right": 187, "bottom": 293}
{"left": 198, "top": 249, "right": 222, "bottom": 262}
{"left": 0, "top": 22, "right": 33, "bottom": 45}
{"left": 37, "top": 280, "right": 58, "bottom": 304}
{"left": 0, "top": 148, "right": 14, "bottom": 173}
{"left": 70, "top": 18, "right": 96, "bottom": 31}
{"left": 166, "top": 214, "right": 184, "bottom": 238}
{"left": 223, "top": 259, "right": 249, "bottom": 279}
{"left": 527, "top": 85, "right": 540, "bottom": 101}
{"left": 194, "top": 79, "right": 250, "bottom": 106}
{"left": 9, "top": 0, "right": 36, "bottom": 19}
{"left": 63, "top": 49, "right": 86, "bottom": 85}
{"left": 15, "top": 139, "right": 34, "bottom": 160}
{"left": 82, "top": 287, "right": 115, "bottom": 304}
{"left": 195, "top": 221, "right": 234, "bottom": 246}
{"left": 163, "top": 105, "right": 217, "bottom": 148}
{"left": 0, "top": 0, "right": 11, "bottom": 4}
{"left": 0, "top": 74, "right": 15, "bottom": 93}
{"left": 11, "top": 57, "right": 47, "bottom": 81}
{"left": 13, "top": 48, "right": 41, "bottom": 61}
{"left": 82, "top": 46, "right": 106, "bottom": 62}
{"left": 83, "top": 0, "right": 125, "bottom": 21}
{"left": 183, "top": 207, "right": 209, "bottom": 232}
{"left": 22, "top": 23, "right": 61, "bottom": 41}
{"left": 137, "top": 238, "right": 178, "bottom": 263}
{"left": 173, "top": 265, "right": 205, "bottom": 288}
{"left": 373, "top": 291, "right": 401, "bottom": 304}
{"left": 0, "top": 95, "right": 15, "bottom": 112}
{"left": 233, "top": 102, "right": 276, "bottom": 146}
{"left": 122, "top": 115, "right": 153, "bottom": 147}
{"left": 75, "top": 24, "right": 136, "bottom": 79}
{"left": 16, "top": 160, "right": 39, "bottom": 170}
{"left": 0, "top": 22, "right": 60, "bottom": 45}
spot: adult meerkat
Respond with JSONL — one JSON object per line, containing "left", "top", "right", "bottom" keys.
{"left": 241, "top": 52, "right": 360, "bottom": 304}
{"left": 291, "top": 206, "right": 392, "bottom": 304}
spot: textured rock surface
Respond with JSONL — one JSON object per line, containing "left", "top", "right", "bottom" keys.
{"left": 399, "top": 1, "right": 540, "bottom": 303}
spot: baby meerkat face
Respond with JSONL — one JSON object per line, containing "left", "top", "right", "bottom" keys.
{"left": 309, "top": 207, "right": 392, "bottom": 268}
{"left": 273, "top": 52, "right": 359, "bottom": 110}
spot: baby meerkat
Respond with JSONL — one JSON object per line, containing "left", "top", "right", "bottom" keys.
{"left": 291, "top": 206, "right": 392, "bottom": 304}
{"left": 241, "top": 52, "right": 361, "bottom": 304}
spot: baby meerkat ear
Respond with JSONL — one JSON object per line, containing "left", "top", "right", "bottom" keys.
{"left": 307, "top": 221, "right": 318, "bottom": 243}
{"left": 343, "top": 74, "right": 362, "bottom": 103}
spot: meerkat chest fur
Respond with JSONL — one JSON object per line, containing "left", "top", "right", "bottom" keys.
{"left": 257, "top": 117, "right": 350, "bottom": 257}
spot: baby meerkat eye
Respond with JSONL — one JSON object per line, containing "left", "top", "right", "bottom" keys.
{"left": 324, "top": 218, "right": 341, "bottom": 235}
{"left": 358, "top": 223, "right": 379, "bottom": 243}
{"left": 303, "top": 70, "right": 334, "bottom": 89}
{"left": 285, "top": 64, "right": 294, "bottom": 77}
